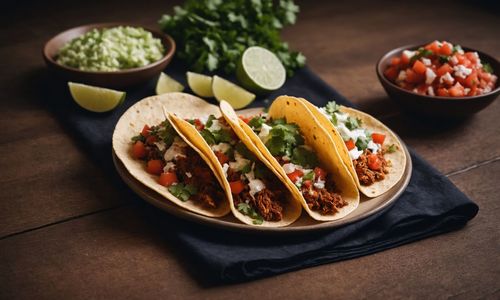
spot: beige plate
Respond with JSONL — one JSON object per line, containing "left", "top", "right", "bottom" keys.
{"left": 112, "top": 139, "right": 412, "bottom": 235}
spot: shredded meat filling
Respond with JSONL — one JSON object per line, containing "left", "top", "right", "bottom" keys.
{"left": 354, "top": 149, "right": 389, "bottom": 186}
{"left": 301, "top": 179, "right": 347, "bottom": 215}
{"left": 234, "top": 185, "right": 284, "bottom": 222}
{"left": 175, "top": 149, "right": 222, "bottom": 208}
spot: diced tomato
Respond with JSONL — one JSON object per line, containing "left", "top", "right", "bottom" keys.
{"left": 437, "top": 63, "right": 453, "bottom": 77}
{"left": 345, "top": 139, "right": 355, "bottom": 150}
{"left": 287, "top": 169, "right": 304, "bottom": 183}
{"left": 132, "top": 141, "right": 147, "bottom": 159}
{"left": 439, "top": 42, "right": 453, "bottom": 56}
{"left": 302, "top": 180, "right": 312, "bottom": 188}
{"left": 239, "top": 116, "right": 251, "bottom": 124}
{"left": 193, "top": 119, "right": 204, "bottom": 131}
{"left": 391, "top": 57, "right": 401, "bottom": 66}
{"left": 463, "top": 71, "right": 478, "bottom": 88}
{"left": 158, "top": 172, "right": 178, "bottom": 187}
{"left": 448, "top": 82, "right": 465, "bottom": 97}
{"left": 384, "top": 66, "right": 399, "bottom": 81}
{"left": 229, "top": 180, "right": 245, "bottom": 194}
{"left": 146, "top": 135, "right": 158, "bottom": 145}
{"left": 214, "top": 151, "right": 229, "bottom": 164}
{"left": 465, "top": 52, "right": 478, "bottom": 64}
{"left": 468, "top": 85, "right": 477, "bottom": 96}
{"left": 412, "top": 60, "right": 427, "bottom": 75}
{"left": 437, "top": 88, "right": 449, "bottom": 97}
{"left": 405, "top": 69, "right": 424, "bottom": 84}
{"left": 425, "top": 41, "right": 440, "bottom": 53}
{"left": 314, "top": 167, "right": 327, "bottom": 180}
{"left": 371, "top": 133, "right": 386, "bottom": 144}
{"left": 367, "top": 154, "right": 381, "bottom": 171}
{"left": 141, "top": 125, "right": 151, "bottom": 137}
{"left": 147, "top": 159, "right": 164, "bottom": 175}
{"left": 401, "top": 52, "right": 412, "bottom": 65}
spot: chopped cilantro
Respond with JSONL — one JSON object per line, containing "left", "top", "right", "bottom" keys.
{"left": 438, "top": 55, "right": 449, "bottom": 64}
{"left": 237, "top": 203, "right": 263, "bottom": 225}
{"left": 212, "top": 129, "right": 233, "bottom": 143}
{"left": 253, "top": 162, "right": 271, "bottom": 180}
{"left": 345, "top": 117, "right": 362, "bottom": 130}
{"left": 291, "top": 147, "right": 318, "bottom": 168}
{"left": 410, "top": 48, "right": 433, "bottom": 64}
{"left": 264, "top": 120, "right": 304, "bottom": 157}
{"left": 483, "top": 63, "right": 493, "bottom": 74}
{"left": 157, "top": 122, "right": 176, "bottom": 147}
{"left": 386, "top": 144, "right": 397, "bottom": 153}
{"left": 241, "top": 163, "right": 252, "bottom": 174}
{"left": 200, "top": 129, "right": 216, "bottom": 145}
{"left": 248, "top": 116, "right": 264, "bottom": 130}
{"left": 303, "top": 171, "right": 315, "bottom": 181}
{"left": 158, "top": 0, "right": 305, "bottom": 76}
{"left": 168, "top": 183, "right": 198, "bottom": 201}
{"left": 325, "top": 101, "right": 341, "bottom": 114}
{"left": 355, "top": 136, "right": 370, "bottom": 151}
{"left": 330, "top": 113, "right": 338, "bottom": 126}
{"left": 131, "top": 134, "right": 145, "bottom": 143}
{"left": 206, "top": 115, "right": 216, "bottom": 128}
{"left": 235, "top": 142, "right": 255, "bottom": 160}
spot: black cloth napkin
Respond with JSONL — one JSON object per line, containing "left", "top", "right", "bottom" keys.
{"left": 43, "top": 62, "right": 478, "bottom": 284}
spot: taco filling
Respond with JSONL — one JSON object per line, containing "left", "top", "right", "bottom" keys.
{"left": 242, "top": 114, "right": 348, "bottom": 215}
{"left": 187, "top": 115, "right": 286, "bottom": 224}
{"left": 318, "top": 101, "right": 396, "bottom": 186}
{"left": 130, "top": 120, "right": 224, "bottom": 208}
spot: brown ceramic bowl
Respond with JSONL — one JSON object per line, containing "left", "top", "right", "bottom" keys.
{"left": 43, "top": 23, "right": 176, "bottom": 89}
{"left": 376, "top": 44, "right": 499, "bottom": 118}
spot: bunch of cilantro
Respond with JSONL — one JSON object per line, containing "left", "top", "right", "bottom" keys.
{"left": 158, "top": 0, "right": 306, "bottom": 76}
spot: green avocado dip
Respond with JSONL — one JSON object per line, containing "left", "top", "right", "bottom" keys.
{"left": 56, "top": 26, "right": 165, "bottom": 72}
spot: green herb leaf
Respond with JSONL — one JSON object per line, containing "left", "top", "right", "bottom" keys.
{"left": 325, "top": 101, "right": 340, "bottom": 114}
{"left": 158, "top": 0, "right": 305, "bottom": 76}
{"left": 168, "top": 183, "right": 198, "bottom": 201}
{"left": 206, "top": 115, "right": 216, "bottom": 128}
{"left": 237, "top": 202, "right": 263, "bottom": 224}
{"left": 212, "top": 129, "right": 233, "bottom": 143}
{"left": 438, "top": 55, "right": 449, "bottom": 64}
{"left": 483, "top": 63, "right": 494, "bottom": 74}
{"left": 303, "top": 171, "right": 315, "bottom": 181}
{"left": 291, "top": 146, "right": 318, "bottom": 168}
{"left": 131, "top": 134, "right": 145, "bottom": 143}
{"left": 452, "top": 44, "right": 463, "bottom": 54}
{"left": 386, "top": 144, "right": 397, "bottom": 153}
{"left": 345, "top": 117, "right": 362, "bottom": 130}
{"left": 248, "top": 116, "right": 264, "bottom": 130}
{"left": 410, "top": 48, "right": 433, "bottom": 64}
{"left": 355, "top": 136, "right": 370, "bottom": 151}
{"left": 200, "top": 129, "right": 216, "bottom": 145}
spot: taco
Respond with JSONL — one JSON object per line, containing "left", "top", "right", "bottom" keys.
{"left": 220, "top": 96, "right": 360, "bottom": 221}
{"left": 301, "top": 99, "right": 406, "bottom": 197}
{"left": 168, "top": 112, "right": 302, "bottom": 227}
{"left": 112, "top": 93, "right": 231, "bottom": 217}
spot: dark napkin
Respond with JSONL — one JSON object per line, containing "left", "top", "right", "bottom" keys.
{"left": 43, "top": 62, "right": 478, "bottom": 284}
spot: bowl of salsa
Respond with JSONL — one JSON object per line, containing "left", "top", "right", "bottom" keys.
{"left": 376, "top": 41, "right": 499, "bottom": 118}
{"left": 43, "top": 23, "right": 176, "bottom": 89}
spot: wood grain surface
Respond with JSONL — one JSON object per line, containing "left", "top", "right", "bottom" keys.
{"left": 1, "top": 0, "right": 499, "bottom": 299}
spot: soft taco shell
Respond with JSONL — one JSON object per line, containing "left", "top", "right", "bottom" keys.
{"left": 300, "top": 99, "right": 406, "bottom": 197}
{"left": 112, "top": 93, "right": 230, "bottom": 217}
{"left": 220, "top": 96, "right": 360, "bottom": 221}
{"left": 168, "top": 112, "right": 302, "bottom": 227}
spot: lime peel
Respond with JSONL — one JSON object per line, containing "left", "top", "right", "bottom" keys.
{"left": 68, "top": 82, "right": 125, "bottom": 113}
{"left": 156, "top": 72, "right": 184, "bottom": 95}
{"left": 212, "top": 75, "right": 256, "bottom": 109}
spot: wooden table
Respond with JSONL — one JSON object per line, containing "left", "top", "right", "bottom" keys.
{"left": 1, "top": 1, "right": 499, "bottom": 298}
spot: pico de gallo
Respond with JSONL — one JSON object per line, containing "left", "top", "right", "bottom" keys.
{"left": 319, "top": 101, "right": 396, "bottom": 186}
{"left": 241, "top": 114, "right": 348, "bottom": 215}
{"left": 130, "top": 120, "right": 224, "bottom": 208}
{"left": 384, "top": 40, "right": 497, "bottom": 97}
{"left": 187, "top": 115, "right": 286, "bottom": 224}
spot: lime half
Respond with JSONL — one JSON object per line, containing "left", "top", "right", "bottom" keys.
{"left": 212, "top": 76, "right": 256, "bottom": 109}
{"left": 187, "top": 72, "right": 214, "bottom": 97}
{"left": 68, "top": 82, "right": 125, "bottom": 113}
{"left": 156, "top": 72, "right": 184, "bottom": 95}
{"left": 236, "top": 46, "right": 286, "bottom": 95}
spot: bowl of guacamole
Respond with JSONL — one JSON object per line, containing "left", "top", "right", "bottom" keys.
{"left": 43, "top": 23, "right": 176, "bottom": 88}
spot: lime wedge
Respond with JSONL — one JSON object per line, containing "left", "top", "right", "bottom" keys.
{"left": 236, "top": 46, "right": 286, "bottom": 95}
{"left": 187, "top": 71, "right": 214, "bottom": 97}
{"left": 212, "top": 75, "right": 256, "bottom": 109}
{"left": 68, "top": 82, "right": 125, "bottom": 113}
{"left": 156, "top": 72, "right": 184, "bottom": 95}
